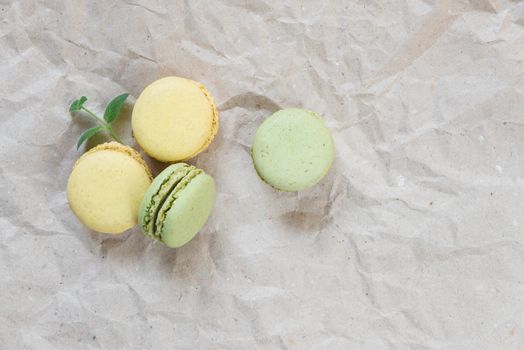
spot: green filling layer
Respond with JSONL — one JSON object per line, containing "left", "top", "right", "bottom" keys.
{"left": 154, "top": 169, "right": 203, "bottom": 241}
{"left": 142, "top": 166, "right": 194, "bottom": 239}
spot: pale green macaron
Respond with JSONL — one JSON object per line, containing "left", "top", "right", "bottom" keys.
{"left": 138, "top": 163, "right": 216, "bottom": 248}
{"left": 251, "top": 108, "right": 334, "bottom": 191}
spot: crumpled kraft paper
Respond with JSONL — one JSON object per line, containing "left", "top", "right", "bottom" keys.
{"left": 1, "top": 0, "right": 524, "bottom": 349}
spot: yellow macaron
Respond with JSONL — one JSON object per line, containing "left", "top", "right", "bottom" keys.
{"left": 67, "top": 142, "right": 153, "bottom": 234}
{"left": 131, "top": 76, "right": 219, "bottom": 162}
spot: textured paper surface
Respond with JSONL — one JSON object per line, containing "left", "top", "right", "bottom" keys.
{"left": 1, "top": 1, "right": 524, "bottom": 349}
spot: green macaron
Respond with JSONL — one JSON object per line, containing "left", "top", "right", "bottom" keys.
{"left": 138, "top": 163, "right": 216, "bottom": 248}
{"left": 251, "top": 108, "right": 334, "bottom": 191}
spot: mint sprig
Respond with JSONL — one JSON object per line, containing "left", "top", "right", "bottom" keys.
{"left": 69, "top": 93, "right": 129, "bottom": 149}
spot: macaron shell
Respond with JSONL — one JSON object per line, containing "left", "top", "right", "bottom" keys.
{"left": 138, "top": 163, "right": 191, "bottom": 238}
{"left": 160, "top": 173, "right": 216, "bottom": 248}
{"left": 132, "top": 76, "right": 218, "bottom": 162}
{"left": 251, "top": 108, "right": 334, "bottom": 191}
{"left": 81, "top": 142, "right": 152, "bottom": 179}
{"left": 67, "top": 144, "right": 152, "bottom": 234}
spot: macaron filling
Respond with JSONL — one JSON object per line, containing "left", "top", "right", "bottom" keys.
{"left": 154, "top": 168, "right": 203, "bottom": 239}
{"left": 141, "top": 165, "right": 195, "bottom": 238}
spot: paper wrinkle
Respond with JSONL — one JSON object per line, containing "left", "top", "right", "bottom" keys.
{"left": 1, "top": 0, "right": 524, "bottom": 349}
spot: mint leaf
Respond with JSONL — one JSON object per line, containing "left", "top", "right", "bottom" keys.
{"left": 69, "top": 96, "right": 87, "bottom": 112}
{"left": 77, "top": 125, "right": 103, "bottom": 149}
{"left": 103, "top": 93, "right": 129, "bottom": 123}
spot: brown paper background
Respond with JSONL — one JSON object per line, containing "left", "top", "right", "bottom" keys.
{"left": 1, "top": 0, "right": 524, "bottom": 349}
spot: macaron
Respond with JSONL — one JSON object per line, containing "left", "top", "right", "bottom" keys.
{"left": 132, "top": 76, "right": 219, "bottom": 162}
{"left": 251, "top": 108, "right": 334, "bottom": 191}
{"left": 67, "top": 142, "right": 153, "bottom": 234}
{"left": 138, "top": 163, "right": 216, "bottom": 248}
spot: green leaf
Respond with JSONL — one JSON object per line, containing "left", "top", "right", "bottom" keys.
{"left": 69, "top": 96, "right": 87, "bottom": 112}
{"left": 77, "top": 125, "right": 104, "bottom": 149}
{"left": 103, "top": 93, "right": 129, "bottom": 123}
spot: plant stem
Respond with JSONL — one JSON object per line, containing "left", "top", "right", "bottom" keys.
{"left": 81, "top": 106, "right": 124, "bottom": 144}
{"left": 81, "top": 107, "right": 105, "bottom": 125}
{"left": 107, "top": 125, "right": 124, "bottom": 144}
